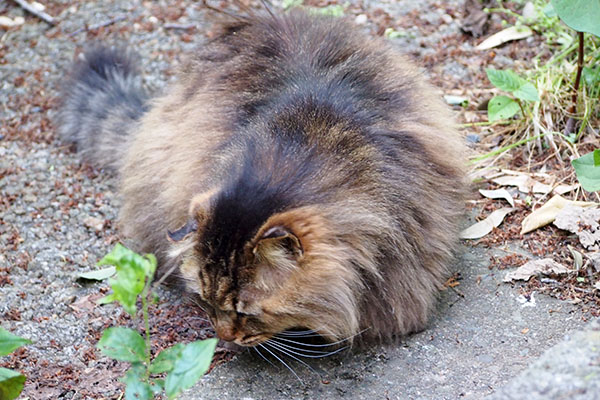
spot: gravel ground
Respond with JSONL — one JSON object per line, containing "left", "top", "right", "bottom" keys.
{"left": 1, "top": 0, "right": 597, "bottom": 399}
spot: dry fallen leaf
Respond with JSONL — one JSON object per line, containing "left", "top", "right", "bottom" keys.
{"left": 461, "top": 0, "right": 491, "bottom": 37}
{"left": 587, "top": 253, "right": 600, "bottom": 272}
{"left": 554, "top": 206, "right": 600, "bottom": 251}
{"left": 84, "top": 215, "right": 105, "bottom": 231}
{"left": 476, "top": 25, "right": 533, "bottom": 50}
{"left": 553, "top": 184, "right": 579, "bottom": 195}
{"left": 567, "top": 245, "right": 583, "bottom": 270}
{"left": 520, "top": 195, "right": 598, "bottom": 235}
{"left": 492, "top": 174, "right": 552, "bottom": 194}
{"left": 479, "top": 188, "right": 515, "bottom": 207}
{"left": 460, "top": 207, "right": 514, "bottom": 239}
{"left": 503, "top": 258, "right": 570, "bottom": 282}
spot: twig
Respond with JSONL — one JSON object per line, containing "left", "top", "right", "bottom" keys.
{"left": 565, "top": 31, "right": 585, "bottom": 134}
{"left": 68, "top": 15, "right": 126, "bottom": 37}
{"left": 164, "top": 23, "right": 196, "bottom": 30}
{"left": 13, "top": 0, "right": 56, "bottom": 25}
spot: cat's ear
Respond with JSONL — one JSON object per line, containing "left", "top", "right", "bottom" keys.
{"left": 167, "top": 218, "right": 198, "bottom": 242}
{"left": 253, "top": 225, "right": 304, "bottom": 260}
{"left": 166, "top": 189, "right": 216, "bottom": 242}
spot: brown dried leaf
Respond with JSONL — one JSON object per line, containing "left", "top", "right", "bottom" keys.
{"left": 460, "top": 207, "right": 514, "bottom": 239}
{"left": 503, "top": 258, "right": 570, "bottom": 282}
{"left": 479, "top": 188, "right": 515, "bottom": 207}
{"left": 554, "top": 206, "right": 600, "bottom": 251}
{"left": 520, "top": 195, "right": 598, "bottom": 235}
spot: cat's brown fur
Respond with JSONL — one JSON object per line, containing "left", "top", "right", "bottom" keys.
{"left": 58, "top": 10, "right": 466, "bottom": 345}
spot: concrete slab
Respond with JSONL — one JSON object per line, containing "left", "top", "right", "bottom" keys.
{"left": 180, "top": 246, "right": 587, "bottom": 399}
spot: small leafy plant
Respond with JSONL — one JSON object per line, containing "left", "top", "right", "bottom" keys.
{"left": 0, "top": 327, "right": 31, "bottom": 400}
{"left": 486, "top": 68, "right": 540, "bottom": 121}
{"left": 572, "top": 149, "right": 600, "bottom": 192}
{"left": 96, "top": 244, "right": 217, "bottom": 400}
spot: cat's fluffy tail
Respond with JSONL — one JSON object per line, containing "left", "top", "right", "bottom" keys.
{"left": 56, "top": 46, "right": 148, "bottom": 171}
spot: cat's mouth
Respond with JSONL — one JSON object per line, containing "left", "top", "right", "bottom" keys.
{"left": 234, "top": 333, "right": 272, "bottom": 347}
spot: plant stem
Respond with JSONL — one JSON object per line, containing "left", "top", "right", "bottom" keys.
{"left": 565, "top": 31, "right": 585, "bottom": 134}
{"left": 484, "top": 7, "right": 521, "bottom": 20}
{"left": 142, "top": 277, "right": 152, "bottom": 380}
{"left": 468, "top": 133, "right": 547, "bottom": 164}
{"left": 460, "top": 121, "right": 513, "bottom": 128}
{"left": 516, "top": 98, "right": 526, "bottom": 118}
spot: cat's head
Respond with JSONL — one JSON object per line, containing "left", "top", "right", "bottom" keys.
{"left": 167, "top": 190, "right": 362, "bottom": 347}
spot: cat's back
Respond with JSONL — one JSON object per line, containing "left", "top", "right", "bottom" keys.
{"left": 120, "top": 11, "right": 465, "bottom": 282}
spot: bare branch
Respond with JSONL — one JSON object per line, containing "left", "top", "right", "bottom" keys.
{"left": 12, "top": 0, "right": 56, "bottom": 25}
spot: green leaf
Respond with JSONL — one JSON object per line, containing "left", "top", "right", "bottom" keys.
{"left": 486, "top": 68, "right": 522, "bottom": 92}
{"left": 486, "top": 69, "right": 539, "bottom": 101}
{"left": 97, "top": 244, "right": 156, "bottom": 315}
{"left": 0, "top": 368, "right": 26, "bottom": 400}
{"left": 384, "top": 27, "right": 407, "bottom": 39}
{"left": 77, "top": 266, "right": 116, "bottom": 281}
{"left": 97, "top": 327, "right": 147, "bottom": 363}
{"left": 583, "top": 67, "right": 600, "bottom": 87}
{"left": 551, "top": 0, "right": 600, "bottom": 37}
{"left": 512, "top": 81, "right": 540, "bottom": 102}
{"left": 165, "top": 339, "right": 218, "bottom": 399}
{"left": 543, "top": 3, "right": 557, "bottom": 18}
{"left": 572, "top": 150, "right": 600, "bottom": 192}
{"left": 0, "top": 328, "right": 32, "bottom": 357}
{"left": 149, "top": 344, "right": 184, "bottom": 375}
{"left": 123, "top": 364, "right": 153, "bottom": 400}
{"left": 488, "top": 95, "right": 521, "bottom": 121}
{"left": 150, "top": 378, "right": 165, "bottom": 394}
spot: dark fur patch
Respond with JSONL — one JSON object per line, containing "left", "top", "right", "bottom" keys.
{"left": 56, "top": 45, "right": 148, "bottom": 170}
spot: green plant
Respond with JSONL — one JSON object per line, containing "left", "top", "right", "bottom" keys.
{"left": 0, "top": 327, "right": 31, "bottom": 400}
{"left": 486, "top": 68, "right": 540, "bottom": 121}
{"left": 551, "top": 0, "right": 600, "bottom": 133}
{"left": 474, "top": 1, "right": 599, "bottom": 167}
{"left": 572, "top": 149, "right": 600, "bottom": 192}
{"left": 96, "top": 244, "right": 217, "bottom": 400}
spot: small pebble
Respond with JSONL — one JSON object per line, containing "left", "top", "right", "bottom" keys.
{"left": 467, "top": 133, "right": 481, "bottom": 144}
{"left": 355, "top": 14, "right": 368, "bottom": 25}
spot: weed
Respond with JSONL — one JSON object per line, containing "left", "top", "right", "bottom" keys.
{"left": 96, "top": 244, "right": 217, "bottom": 400}
{"left": 0, "top": 327, "right": 31, "bottom": 400}
{"left": 473, "top": 0, "right": 599, "bottom": 184}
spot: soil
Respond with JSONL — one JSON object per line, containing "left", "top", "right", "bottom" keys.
{"left": 1, "top": 0, "right": 598, "bottom": 399}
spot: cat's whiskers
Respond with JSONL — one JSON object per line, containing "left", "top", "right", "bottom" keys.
{"left": 253, "top": 346, "right": 277, "bottom": 368}
{"left": 268, "top": 338, "right": 343, "bottom": 356}
{"left": 263, "top": 341, "right": 319, "bottom": 374}
{"left": 258, "top": 343, "right": 303, "bottom": 383}
{"left": 274, "top": 327, "right": 369, "bottom": 347}
{"left": 276, "top": 329, "right": 318, "bottom": 336}
{"left": 267, "top": 338, "right": 347, "bottom": 359}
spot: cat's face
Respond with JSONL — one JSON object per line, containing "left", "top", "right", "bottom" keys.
{"left": 170, "top": 195, "right": 361, "bottom": 346}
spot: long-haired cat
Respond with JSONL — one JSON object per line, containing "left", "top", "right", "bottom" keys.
{"left": 57, "top": 9, "right": 466, "bottom": 346}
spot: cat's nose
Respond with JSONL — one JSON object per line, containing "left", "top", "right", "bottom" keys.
{"left": 215, "top": 326, "right": 236, "bottom": 342}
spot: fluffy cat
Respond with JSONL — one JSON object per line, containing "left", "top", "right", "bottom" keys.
{"left": 57, "top": 10, "right": 466, "bottom": 346}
